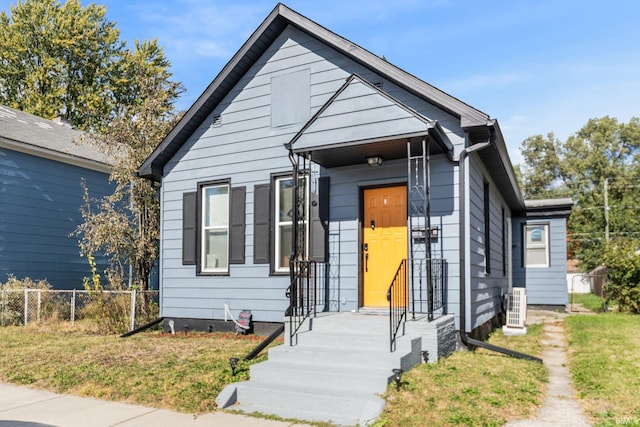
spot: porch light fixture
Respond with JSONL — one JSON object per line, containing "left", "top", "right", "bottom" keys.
{"left": 392, "top": 368, "right": 404, "bottom": 391}
{"left": 367, "top": 156, "right": 383, "bottom": 167}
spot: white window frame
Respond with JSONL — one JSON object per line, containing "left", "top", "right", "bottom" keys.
{"left": 524, "top": 223, "right": 550, "bottom": 268}
{"left": 200, "top": 182, "right": 230, "bottom": 274}
{"left": 274, "top": 175, "right": 308, "bottom": 273}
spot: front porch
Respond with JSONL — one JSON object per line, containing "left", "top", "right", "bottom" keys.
{"left": 217, "top": 311, "right": 456, "bottom": 426}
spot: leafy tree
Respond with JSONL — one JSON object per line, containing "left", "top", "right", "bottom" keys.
{"left": 0, "top": 0, "right": 123, "bottom": 130}
{"left": 518, "top": 117, "right": 640, "bottom": 271}
{"left": 74, "top": 40, "right": 183, "bottom": 291}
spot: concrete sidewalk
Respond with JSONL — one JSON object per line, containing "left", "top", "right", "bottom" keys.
{"left": 0, "top": 383, "right": 309, "bottom": 427}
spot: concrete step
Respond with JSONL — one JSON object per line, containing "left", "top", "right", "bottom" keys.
{"left": 233, "top": 381, "right": 385, "bottom": 426}
{"left": 217, "top": 313, "right": 425, "bottom": 426}
{"left": 250, "top": 360, "right": 393, "bottom": 394}
{"left": 268, "top": 335, "right": 420, "bottom": 370}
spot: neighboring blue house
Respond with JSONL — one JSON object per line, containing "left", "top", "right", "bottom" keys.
{"left": 0, "top": 105, "right": 113, "bottom": 289}
{"left": 138, "top": 4, "right": 571, "bottom": 338}
{"left": 513, "top": 198, "right": 573, "bottom": 308}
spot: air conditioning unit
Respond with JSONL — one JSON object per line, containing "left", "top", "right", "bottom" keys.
{"left": 503, "top": 287, "right": 527, "bottom": 335}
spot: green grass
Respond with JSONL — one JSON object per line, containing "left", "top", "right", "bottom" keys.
{"left": 569, "top": 293, "right": 607, "bottom": 312}
{"left": 375, "top": 324, "right": 547, "bottom": 427}
{"left": 566, "top": 314, "right": 640, "bottom": 426}
{"left": 0, "top": 324, "right": 277, "bottom": 414}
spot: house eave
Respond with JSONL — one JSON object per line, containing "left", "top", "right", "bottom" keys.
{"left": 137, "top": 3, "right": 487, "bottom": 181}
{"left": 465, "top": 120, "right": 526, "bottom": 213}
{"left": 524, "top": 198, "right": 573, "bottom": 218}
{"left": 0, "top": 136, "right": 111, "bottom": 174}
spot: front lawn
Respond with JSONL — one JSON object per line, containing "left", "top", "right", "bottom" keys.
{"left": 376, "top": 324, "right": 547, "bottom": 427}
{"left": 566, "top": 314, "right": 640, "bottom": 426}
{"left": 0, "top": 324, "right": 274, "bottom": 414}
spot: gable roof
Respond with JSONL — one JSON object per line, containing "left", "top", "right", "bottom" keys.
{"left": 0, "top": 105, "right": 110, "bottom": 173}
{"left": 289, "top": 74, "right": 453, "bottom": 167}
{"left": 138, "top": 3, "right": 490, "bottom": 181}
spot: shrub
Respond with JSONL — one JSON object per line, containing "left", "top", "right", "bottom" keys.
{"left": 602, "top": 239, "right": 640, "bottom": 313}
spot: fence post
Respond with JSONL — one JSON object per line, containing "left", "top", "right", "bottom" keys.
{"left": 37, "top": 290, "right": 42, "bottom": 323}
{"left": 71, "top": 289, "right": 76, "bottom": 326}
{"left": 1, "top": 288, "right": 5, "bottom": 326}
{"left": 24, "top": 289, "right": 28, "bottom": 326}
{"left": 130, "top": 290, "right": 137, "bottom": 332}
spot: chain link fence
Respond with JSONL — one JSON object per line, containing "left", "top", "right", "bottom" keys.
{"left": 0, "top": 289, "right": 159, "bottom": 332}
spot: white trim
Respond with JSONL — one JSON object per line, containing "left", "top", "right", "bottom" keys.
{"left": 200, "top": 183, "right": 230, "bottom": 273}
{"left": 524, "top": 223, "right": 550, "bottom": 268}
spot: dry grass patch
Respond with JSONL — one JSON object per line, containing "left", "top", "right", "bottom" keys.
{"left": 376, "top": 324, "right": 546, "bottom": 427}
{"left": 0, "top": 324, "right": 278, "bottom": 414}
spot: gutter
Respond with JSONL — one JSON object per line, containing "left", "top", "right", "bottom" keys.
{"left": 453, "top": 125, "right": 542, "bottom": 363}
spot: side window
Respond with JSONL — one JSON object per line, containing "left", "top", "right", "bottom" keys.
{"left": 200, "top": 182, "right": 230, "bottom": 274}
{"left": 253, "top": 175, "right": 328, "bottom": 271}
{"left": 524, "top": 224, "right": 549, "bottom": 268}
{"left": 274, "top": 176, "right": 307, "bottom": 272}
{"left": 183, "top": 181, "right": 245, "bottom": 273}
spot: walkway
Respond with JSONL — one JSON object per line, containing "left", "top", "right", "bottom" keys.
{"left": 506, "top": 311, "right": 591, "bottom": 427}
{"left": 0, "top": 382, "right": 309, "bottom": 427}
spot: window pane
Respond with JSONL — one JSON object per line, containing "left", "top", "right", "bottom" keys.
{"left": 279, "top": 178, "right": 293, "bottom": 222}
{"left": 279, "top": 224, "right": 292, "bottom": 270}
{"left": 204, "top": 230, "right": 228, "bottom": 270}
{"left": 205, "top": 186, "right": 229, "bottom": 227}
{"left": 526, "top": 247, "right": 547, "bottom": 266}
{"left": 524, "top": 224, "right": 549, "bottom": 267}
{"left": 526, "top": 226, "right": 546, "bottom": 244}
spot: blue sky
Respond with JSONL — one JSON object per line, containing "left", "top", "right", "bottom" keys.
{"left": 5, "top": 1, "right": 640, "bottom": 164}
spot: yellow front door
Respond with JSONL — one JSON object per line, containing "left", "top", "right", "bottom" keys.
{"left": 363, "top": 186, "right": 408, "bottom": 307}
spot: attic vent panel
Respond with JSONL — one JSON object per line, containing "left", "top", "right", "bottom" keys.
{"left": 210, "top": 115, "right": 222, "bottom": 128}
{"left": 271, "top": 69, "right": 310, "bottom": 128}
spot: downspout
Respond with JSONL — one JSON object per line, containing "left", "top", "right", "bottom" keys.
{"left": 453, "top": 127, "right": 541, "bottom": 363}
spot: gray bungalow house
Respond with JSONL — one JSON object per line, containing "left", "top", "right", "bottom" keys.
{"left": 0, "top": 105, "right": 113, "bottom": 289}
{"left": 138, "top": 4, "right": 570, "bottom": 424}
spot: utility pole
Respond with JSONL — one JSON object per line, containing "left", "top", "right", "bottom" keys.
{"left": 604, "top": 178, "right": 610, "bottom": 242}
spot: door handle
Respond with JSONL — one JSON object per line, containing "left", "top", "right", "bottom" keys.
{"left": 362, "top": 243, "right": 369, "bottom": 272}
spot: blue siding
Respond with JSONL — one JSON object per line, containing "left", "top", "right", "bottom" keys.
{"left": 512, "top": 216, "right": 568, "bottom": 306}
{"left": 0, "top": 147, "right": 113, "bottom": 289}
{"left": 159, "top": 25, "right": 465, "bottom": 323}
{"left": 467, "top": 156, "right": 510, "bottom": 331}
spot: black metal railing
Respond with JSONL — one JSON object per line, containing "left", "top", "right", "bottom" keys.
{"left": 286, "top": 260, "right": 323, "bottom": 345}
{"left": 387, "top": 259, "right": 408, "bottom": 352}
{"left": 410, "top": 258, "right": 447, "bottom": 320}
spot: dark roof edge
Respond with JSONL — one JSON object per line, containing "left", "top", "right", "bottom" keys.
{"left": 138, "top": 4, "right": 285, "bottom": 181}
{"left": 524, "top": 198, "right": 573, "bottom": 218}
{"left": 138, "top": 3, "right": 488, "bottom": 181}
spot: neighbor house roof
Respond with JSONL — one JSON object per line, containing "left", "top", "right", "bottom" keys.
{"left": 0, "top": 105, "right": 110, "bottom": 173}
{"left": 138, "top": 3, "right": 495, "bottom": 182}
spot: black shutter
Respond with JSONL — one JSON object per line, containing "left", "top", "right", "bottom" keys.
{"left": 182, "top": 192, "right": 197, "bottom": 265}
{"left": 230, "top": 186, "right": 246, "bottom": 264}
{"left": 253, "top": 183, "right": 271, "bottom": 264}
{"left": 310, "top": 176, "right": 330, "bottom": 262}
